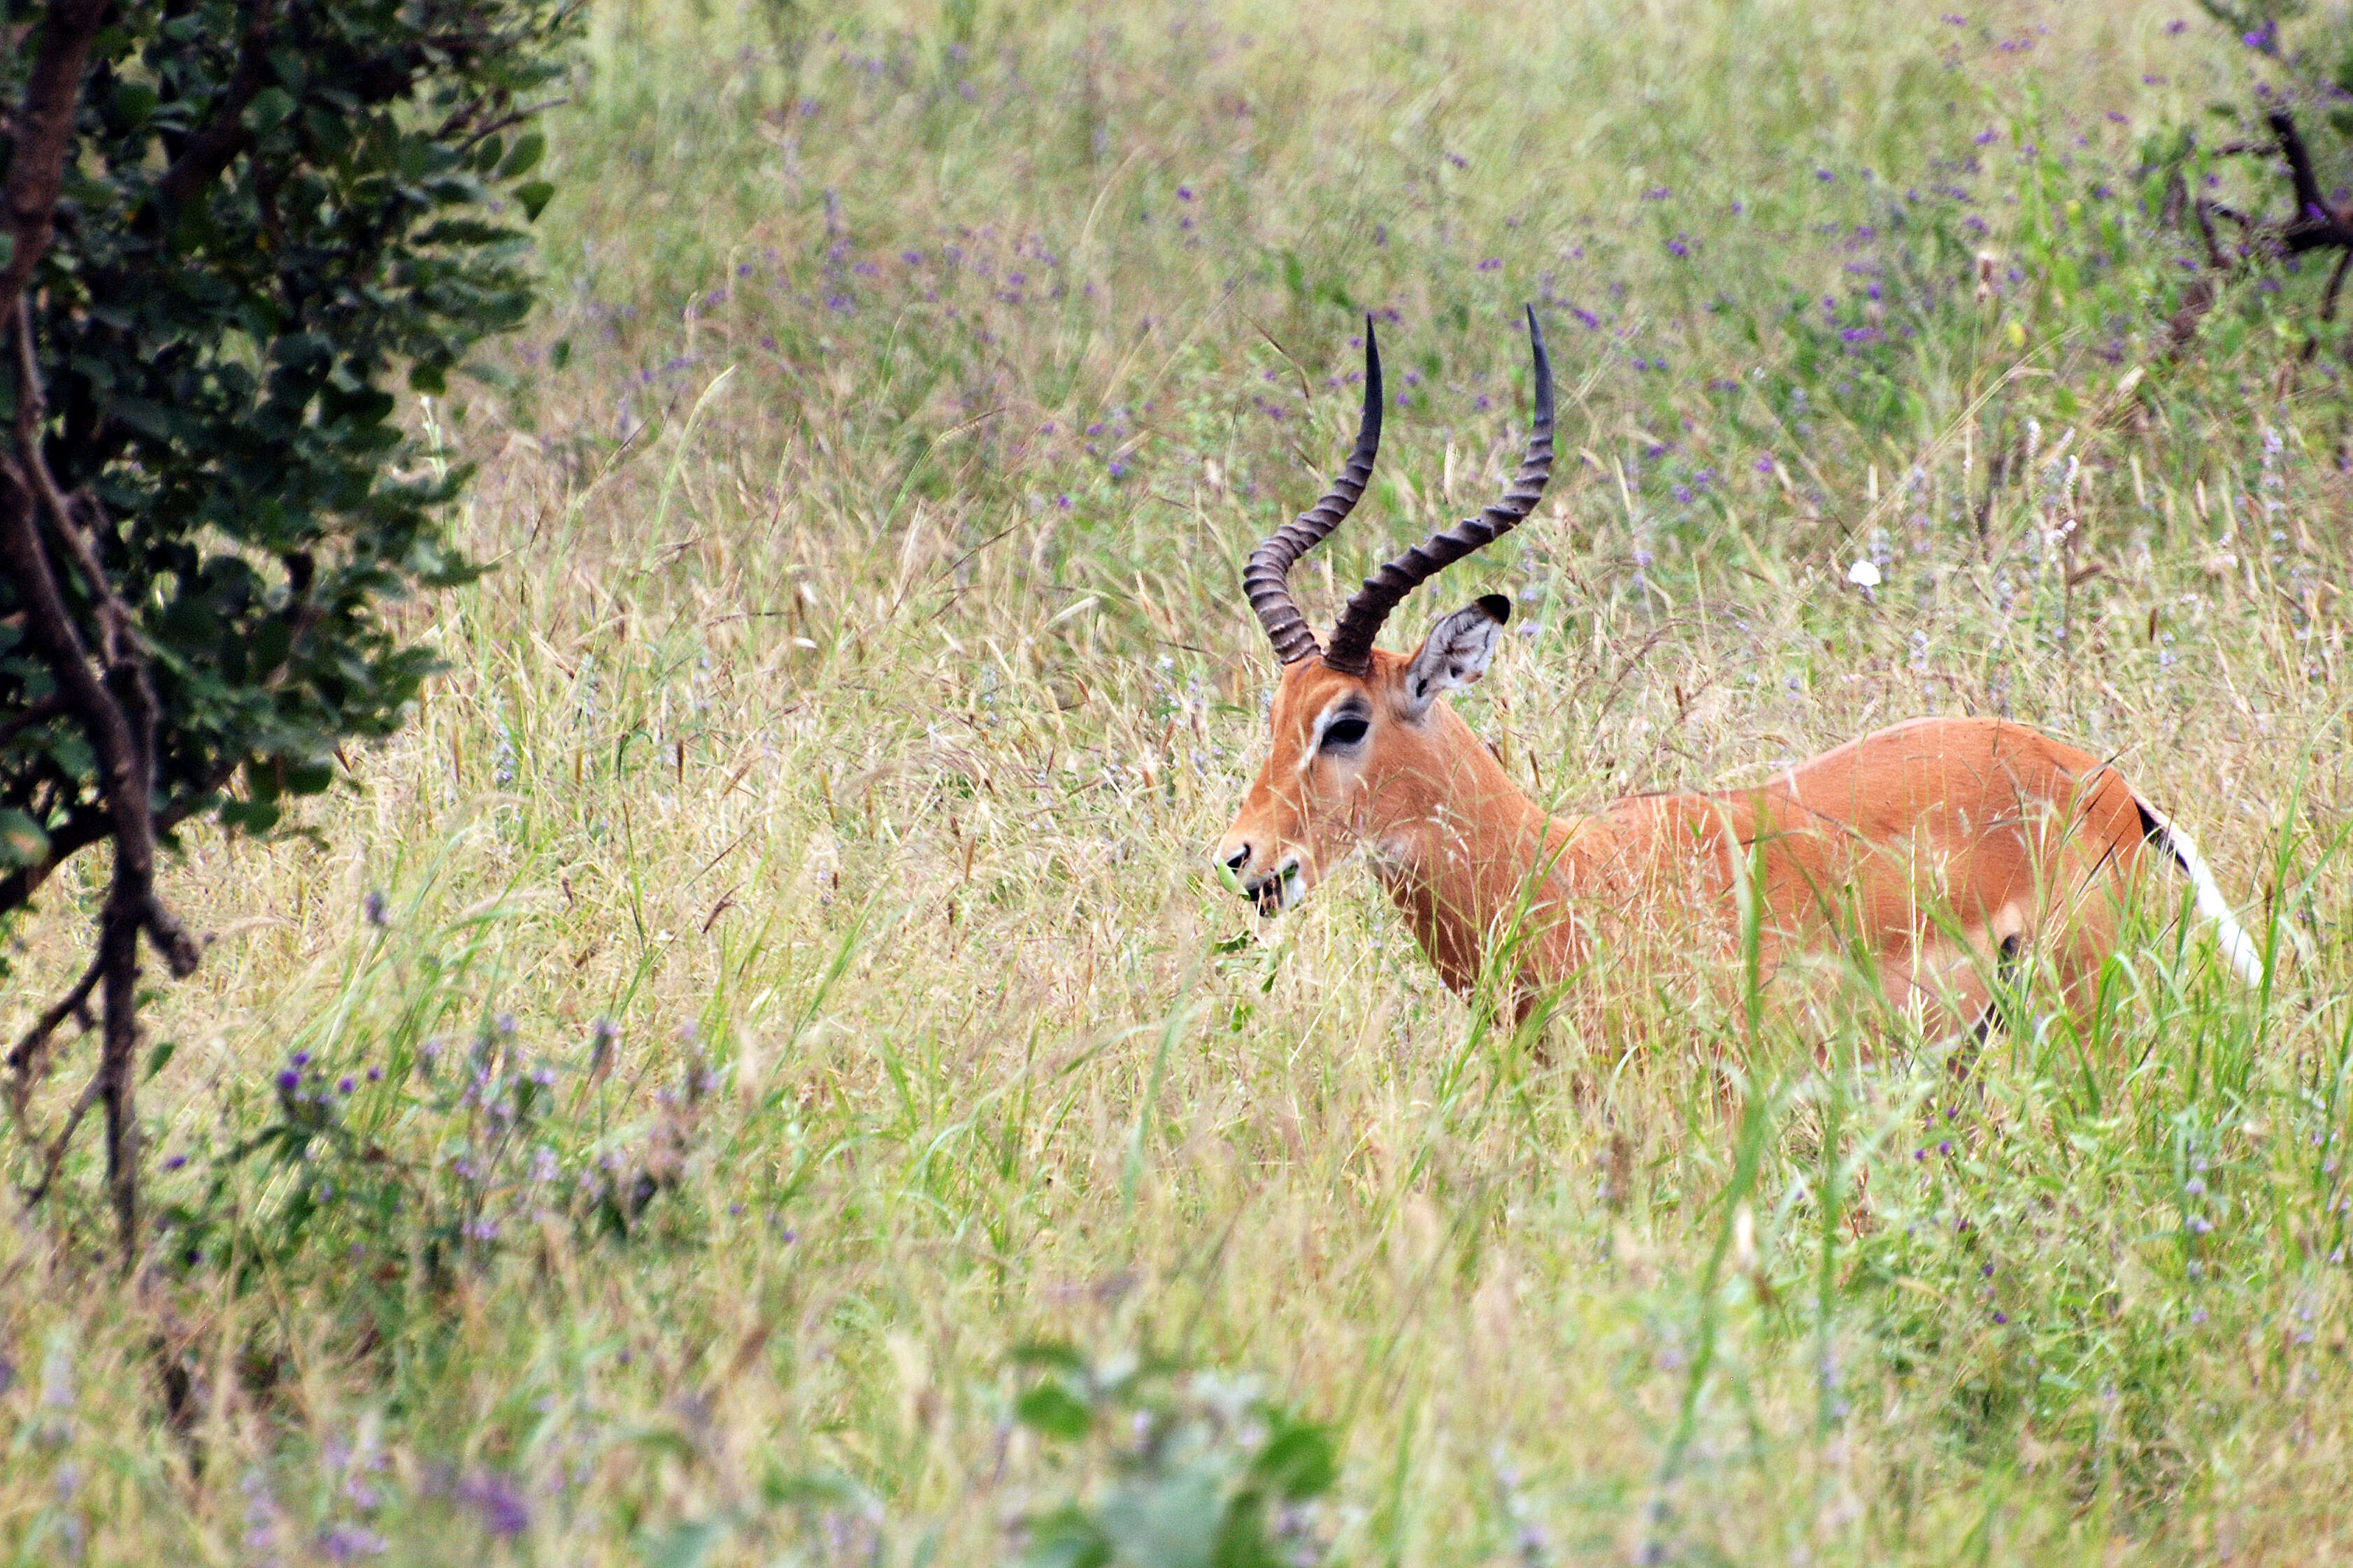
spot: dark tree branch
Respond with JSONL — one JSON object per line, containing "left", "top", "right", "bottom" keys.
{"left": 451, "top": 96, "right": 569, "bottom": 152}
{"left": 2167, "top": 108, "right": 2353, "bottom": 358}
{"left": 2323, "top": 248, "right": 2352, "bottom": 323}
{"left": 148, "top": 0, "right": 279, "bottom": 220}
{"left": 0, "top": 0, "right": 111, "bottom": 324}
{"left": 0, "top": 768, "right": 234, "bottom": 916}
{"left": 2194, "top": 199, "right": 2227, "bottom": 269}
{"left": 7, "top": 300, "right": 199, "bottom": 977}
{"left": 21, "top": 1067, "right": 99, "bottom": 1202}
{"left": 5, "top": 942, "right": 99, "bottom": 1088}
{"left": 2268, "top": 108, "right": 2329, "bottom": 230}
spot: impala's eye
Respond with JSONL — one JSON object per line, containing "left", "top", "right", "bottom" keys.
{"left": 1322, "top": 716, "right": 1369, "bottom": 751}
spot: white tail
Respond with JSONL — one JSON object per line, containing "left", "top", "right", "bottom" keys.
{"left": 2135, "top": 796, "right": 2266, "bottom": 986}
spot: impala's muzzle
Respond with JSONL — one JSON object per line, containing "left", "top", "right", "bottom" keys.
{"left": 1219, "top": 839, "right": 1306, "bottom": 916}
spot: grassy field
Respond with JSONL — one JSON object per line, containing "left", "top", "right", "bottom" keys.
{"left": 11, "top": 0, "right": 2353, "bottom": 1561}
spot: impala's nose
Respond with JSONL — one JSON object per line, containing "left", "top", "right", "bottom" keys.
{"left": 1224, "top": 843, "right": 1252, "bottom": 875}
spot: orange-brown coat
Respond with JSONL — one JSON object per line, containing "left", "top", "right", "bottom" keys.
{"left": 1218, "top": 633, "right": 2243, "bottom": 1035}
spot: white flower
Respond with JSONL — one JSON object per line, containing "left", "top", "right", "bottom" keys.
{"left": 1846, "top": 559, "right": 1882, "bottom": 589}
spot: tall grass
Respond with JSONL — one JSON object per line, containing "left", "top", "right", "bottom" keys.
{"left": 8, "top": 0, "right": 2353, "bottom": 1561}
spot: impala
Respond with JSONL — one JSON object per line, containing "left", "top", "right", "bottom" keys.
{"left": 1217, "top": 310, "right": 2264, "bottom": 1035}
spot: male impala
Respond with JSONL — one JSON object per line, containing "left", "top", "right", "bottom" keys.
{"left": 1217, "top": 310, "right": 2264, "bottom": 1035}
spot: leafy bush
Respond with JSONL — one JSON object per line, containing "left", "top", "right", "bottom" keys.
{"left": 0, "top": 0, "right": 579, "bottom": 1251}
{"left": 159, "top": 1005, "right": 717, "bottom": 1307}
{"left": 1010, "top": 1344, "right": 1340, "bottom": 1568}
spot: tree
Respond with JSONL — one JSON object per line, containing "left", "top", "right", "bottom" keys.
{"left": 0, "top": 0, "right": 578, "bottom": 1257}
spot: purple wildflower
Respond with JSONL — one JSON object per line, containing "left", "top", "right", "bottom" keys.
{"left": 320, "top": 1525, "right": 387, "bottom": 1562}
{"left": 276, "top": 1068, "right": 301, "bottom": 1093}
{"left": 1476, "top": 257, "right": 1501, "bottom": 272}
{"left": 338, "top": 1077, "right": 355, "bottom": 1095}
{"left": 364, "top": 891, "right": 387, "bottom": 928}
{"left": 458, "top": 1473, "right": 530, "bottom": 1539}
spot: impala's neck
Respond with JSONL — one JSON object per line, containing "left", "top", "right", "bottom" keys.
{"left": 1361, "top": 705, "right": 1583, "bottom": 995}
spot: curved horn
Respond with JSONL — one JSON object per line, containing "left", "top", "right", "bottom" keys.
{"left": 1243, "top": 320, "right": 1383, "bottom": 664}
{"left": 1322, "top": 306, "right": 1552, "bottom": 677}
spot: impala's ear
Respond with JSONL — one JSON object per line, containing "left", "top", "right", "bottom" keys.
{"left": 1399, "top": 594, "right": 1512, "bottom": 719}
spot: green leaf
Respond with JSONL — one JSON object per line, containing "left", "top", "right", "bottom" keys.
{"left": 758, "top": 1465, "right": 865, "bottom": 1508}
{"left": 1249, "top": 1420, "right": 1336, "bottom": 1501}
{"left": 245, "top": 86, "right": 296, "bottom": 134}
{"left": 641, "top": 1517, "right": 730, "bottom": 1568}
{"left": 284, "top": 759, "right": 335, "bottom": 796}
{"left": 515, "top": 179, "right": 555, "bottom": 222}
{"left": 0, "top": 810, "right": 48, "bottom": 867}
{"left": 1016, "top": 1380, "right": 1095, "bottom": 1441}
{"left": 108, "top": 397, "right": 190, "bottom": 442}
{"left": 220, "top": 798, "right": 281, "bottom": 836}
{"left": 1020, "top": 1506, "right": 1113, "bottom": 1568}
{"left": 1010, "top": 1339, "right": 1089, "bottom": 1374}
{"left": 499, "top": 131, "right": 545, "bottom": 179}
{"left": 1098, "top": 1469, "right": 1224, "bottom": 1568}
{"left": 143, "top": 1040, "right": 178, "bottom": 1083}
{"left": 114, "top": 80, "right": 160, "bottom": 124}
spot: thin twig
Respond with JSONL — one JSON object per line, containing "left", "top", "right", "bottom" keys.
{"left": 22, "top": 1070, "right": 101, "bottom": 1203}
{"left": 5, "top": 944, "right": 100, "bottom": 1084}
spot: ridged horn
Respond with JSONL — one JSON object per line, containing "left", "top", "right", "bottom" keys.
{"left": 1242, "top": 320, "right": 1382, "bottom": 664}
{"left": 1322, "top": 306, "right": 1552, "bottom": 677}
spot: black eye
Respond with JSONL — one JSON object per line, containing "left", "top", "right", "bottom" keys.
{"left": 1322, "top": 716, "right": 1369, "bottom": 750}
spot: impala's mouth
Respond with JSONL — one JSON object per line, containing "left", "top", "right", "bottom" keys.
{"left": 1248, "top": 856, "right": 1304, "bottom": 916}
